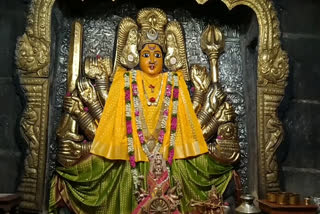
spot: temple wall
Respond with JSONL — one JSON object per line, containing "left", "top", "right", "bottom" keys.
{"left": 0, "top": 0, "right": 27, "bottom": 193}
{"left": 275, "top": 0, "right": 320, "bottom": 197}
{"left": 0, "top": 0, "right": 319, "bottom": 202}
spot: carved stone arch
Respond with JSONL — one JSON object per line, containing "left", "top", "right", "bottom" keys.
{"left": 15, "top": 0, "right": 55, "bottom": 211}
{"left": 219, "top": 0, "right": 289, "bottom": 195}
{"left": 15, "top": 0, "right": 289, "bottom": 212}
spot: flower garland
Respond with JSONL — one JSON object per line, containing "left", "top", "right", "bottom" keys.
{"left": 168, "top": 73, "right": 179, "bottom": 165}
{"left": 124, "top": 70, "right": 179, "bottom": 189}
{"left": 124, "top": 72, "right": 139, "bottom": 189}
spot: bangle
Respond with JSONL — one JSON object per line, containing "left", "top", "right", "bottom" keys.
{"left": 89, "top": 101, "right": 103, "bottom": 120}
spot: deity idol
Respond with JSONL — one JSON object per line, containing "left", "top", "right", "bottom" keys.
{"left": 50, "top": 8, "right": 240, "bottom": 214}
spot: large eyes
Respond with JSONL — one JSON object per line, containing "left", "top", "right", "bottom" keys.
{"left": 142, "top": 53, "right": 150, "bottom": 58}
{"left": 155, "top": 53, "right": 161, "bottom": 58}
{"left": 141, "top": 52, "right": 161, "bottom": 58}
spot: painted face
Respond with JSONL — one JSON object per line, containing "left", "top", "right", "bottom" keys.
{"left": 139, "top": 44, "right": 163, "bottom": 76}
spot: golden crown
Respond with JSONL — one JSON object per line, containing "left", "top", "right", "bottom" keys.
{"left": 137, "top": 8, "right": 167, "bottom": 52}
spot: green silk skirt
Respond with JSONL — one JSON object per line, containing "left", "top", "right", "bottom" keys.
{"left": 49, "top": 154, "right": 232, "bottom": 214}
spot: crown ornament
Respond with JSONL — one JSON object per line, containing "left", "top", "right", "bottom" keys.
{"left": 137, "top": 8, "right": 167, "bottom": 52}
{"left": 113, "top": 8, "right": 190, "bottom": 81}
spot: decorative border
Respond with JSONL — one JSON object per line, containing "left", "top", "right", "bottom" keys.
{"left": 15, "top": 0, "right": 54, "bottom": 211}
{"left": 18, "top": 78, "right": 49, "bottom": 211}
{"left": 220, "top": 0, "right": 289, "bottom": 195}
{"left": 15, "top": 0, "right": 288, "bottom": 211}
{"left": 15, "top": 0, "right": 54, "bottom": 77}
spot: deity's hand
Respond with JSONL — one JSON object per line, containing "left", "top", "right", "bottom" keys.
{"left": 77, "top": 77, "right": 98, "bottom": 106}
{"left": 57, "top": 139, "right": 90, "bottom": 167}
{"left": 64, "top": 96, "right": 84, "bottom": 118}
{"left": 200, "top": 84, "right": 226, "bottom": 116}
{"left": 210, "top": 84, "right": 227, "bottom": 114}
{"left": 85, "top": 57, "right": 103, "bottom": 79}
{"left": 58, "top": 139, "right": 81, "bottom": 160}
{"left": 85, "top": 57, "right": 112, "bottom": 80}
{"left": 190, "top": 64, "right": 210, "bottom": 92}
{"left": 214, "top": 102, "right": 236, "bottom": 124}
{"left": 198, "top": 84, "right": 225, "bottom": 128}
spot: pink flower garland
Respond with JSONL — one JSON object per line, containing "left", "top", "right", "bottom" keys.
{"left": 168, "top": 149, "right": 175, "bottom": 165}
{"left": 124, "top": 72, "right": 136, "bottom": 168}
{"left": 168, "top": 74, "right": 179, "bottom": 165}
{"left": 129, "top": 155, "right": 136, "bottom": 168}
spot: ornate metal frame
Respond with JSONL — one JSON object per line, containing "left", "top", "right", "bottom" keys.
{"left": 15, "top": 0, "right": 288, "bottom": 212}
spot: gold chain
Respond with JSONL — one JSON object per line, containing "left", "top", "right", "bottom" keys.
{"left": 142, "top": 74, "right": 164, "bottom": 106}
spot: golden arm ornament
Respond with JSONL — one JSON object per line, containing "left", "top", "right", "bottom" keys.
{"left": 196, "top": 25, "right": 226, "bottom": 128}
{"left": 56, "top": 21, "right": 86, "bottom": 167}
{"left": 57, "top": 21, "right": 115, "bottom": 167}
{"left": 197, "top": 85, "right": 227, "bottom": 128}
{"left": 193, "top": 24, "right": 240, "bottom": 165}
{"left": 190, "top": 64, "right": 211, "bottom": 114}
{"left": 77, "top": 77, "right": 103, "bottom": 121}
{"left": 202, "top": 102, "right": 236, "bottom": 140}
{"left": 57, "top": 91, "right": 99, "bottom": 166}
{"left": 56, "top": 21, "right": 110, "bottom": 167}
{"left": 78, "top": 56, "right": 115, "bottom": 134}
{"left": 63, "top": 96, "right": 97, "bottom": 141}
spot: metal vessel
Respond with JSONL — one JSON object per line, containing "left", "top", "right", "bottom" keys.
{"left": 235, "top": 194, "right": 261, "bottom": 214}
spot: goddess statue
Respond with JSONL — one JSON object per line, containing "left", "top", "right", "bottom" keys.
{"left": 50, "top": 8, "right": 240, "bottom": 214}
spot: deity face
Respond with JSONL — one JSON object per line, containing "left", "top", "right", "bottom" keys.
{"left": 139, "top": 44, "right": 163, "bottom": 76}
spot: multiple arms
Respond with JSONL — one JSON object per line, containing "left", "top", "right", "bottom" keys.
{"left": 57, "top": 22, "right": 240, "bottom": 167}
{"left": 191, "top": 24, "right": 240, "bottom": 165}
{"left": 56, "top": 21, "right": 112, "bottom": 167}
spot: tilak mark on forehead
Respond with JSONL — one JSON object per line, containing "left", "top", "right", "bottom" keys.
{"left": 147, "top": 44, "right": 157, "bottom": 50}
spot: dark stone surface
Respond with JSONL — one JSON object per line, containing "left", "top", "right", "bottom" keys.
{"left": 285, "top": 57, "right": 320, "bottom": 101}
{"left": 276, "top": 0, "right": 320, "bottom": 197}
{"left": 0, "top": 78, "right": 23, "bottom": 193}
{"left": 275, "top": 0, "right": 320, "bottom": 35}
{"left": 0, "top": 79, "right": 20, "bottom": 150}
{"left": 282, "top": 167, "right": 320, "bottom": 197}
{"left": 282, "top": 101, "right": 320, "bottom": 169}
{"left": 0, "top": 0, "right": 27, "bottom": 193}
{"left": 282, "top": 37, "right": 320, "bottom": 64}
{"left": 0, "top": 3, "right": 27, "bottom": 78}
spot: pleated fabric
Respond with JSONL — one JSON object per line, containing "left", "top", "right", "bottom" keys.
{"left": 49, "top": 154, "right": 232, "bottom": 214}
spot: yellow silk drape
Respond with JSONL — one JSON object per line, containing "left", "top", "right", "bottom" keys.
{"left": 91, "top": 67, "right": 208, "bottom": 161}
